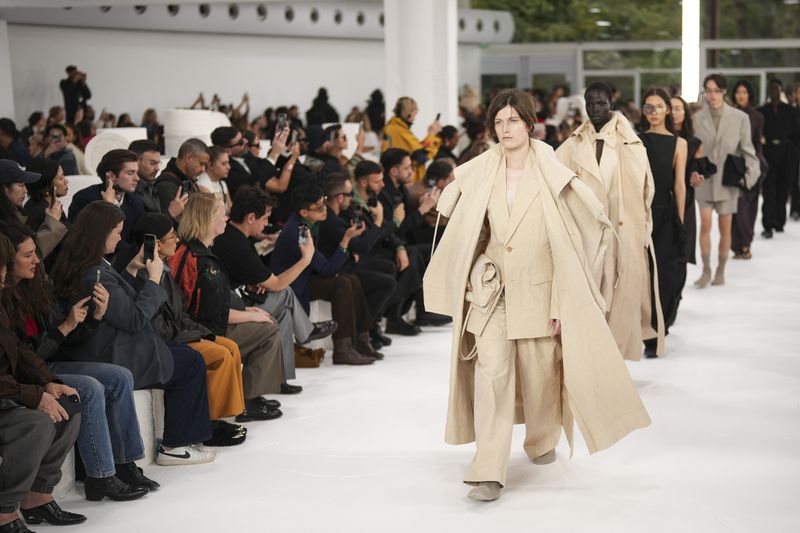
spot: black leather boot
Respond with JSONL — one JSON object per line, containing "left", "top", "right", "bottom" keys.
{"left": 84, "top": 475, "right": 149, "bottom": 502}
{"left": 20, "top": 501, "right": 86, "bottom": 526}
{"left": 115, "top": 462, "right": 161, "bottom": 491}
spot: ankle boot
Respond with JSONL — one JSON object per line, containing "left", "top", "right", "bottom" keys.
{"left": 712, "top": 256, "right": 727, "bottom": 286}
{"left": 355, "top": 332, "right": 384, "bottom": 360}
{"left": 694, "top": 254, "right": 712, "bottom": 288}
{"left": 84, "top": 475, "right": 149, "bottom": 502}
{"left": 115, "top": 462, "right": 160, "bottom": 491}
{"left": 332, "top": 337, "right": 374, "bottom": 365}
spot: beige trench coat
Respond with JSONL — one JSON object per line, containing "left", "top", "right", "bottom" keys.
{"left": 556, "top": 114, "right": 665, "bottom": 360}
{"left": 424, "top": 140, "right": 651, "bottom": 453}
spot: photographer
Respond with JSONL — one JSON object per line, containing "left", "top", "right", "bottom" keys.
{"left": 59, "top": 65, "right": 91, "bottom": 124}
{"left": 43, "top": 124, "right": 78, "bottom": 176}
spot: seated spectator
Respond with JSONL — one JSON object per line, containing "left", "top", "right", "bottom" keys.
{"left": 129, "top": 139, "right": 182, "bottom": 219}
{"left": 63, "top": 123, "right": 89, "bottom": 175}
{"left": 0, "top": 221, "right": 153, "bottom": 503}
{"left": 271, "top": 183, "right": 376, "bottom": 365}
{"left": 20, "top": 112, "right": 46, "bottom": 146}
{"left": 351, "top": 160, "right": 425, "bottom": 337}
{"left": 0, "top": 118, "right": 31, "bottom": 166}
{"left": 43, "top": 124, "right": 79, "bottom": 176}
{"left": 51, "top": 201, "right": 214, "bottom": 465}
{"left": 0, "top": 232, "right": 86, "bottom": 530}
{"left": 270, "top": 128, "right": 323, "bottom": 224}
{"left": 210, "top": 126, "right": 287, "bottom": 198}
{"left": 458, "top": 140, "right": 491, "bottom": 164}
{"left": 382, "top": 97, "right": 442, "bottom": 182}
{"left": 435, "top": 125, "right": 459, "bottom": 161}
{"left": 197, "top": 146, "right": 232, "bottom": 215}
{"left": 243, "top": 129, "right": 298, "bottom": 196}
{"left": 131, "top": 214, "right": 250, "bottom": 445}
{"left": 320, "top": 173, "right": 396, "bottom": 353}
{"left": 212, "top": 186, "right": 337, "bottom": 388}
{"left": 68, "top": 149, "right": 144, "bottom": 246}
{"left": 1, "top": 160, "right": 67, "bottom": 260}
{"left": 303, "top": 124, "right": 366, "bottom": 179}
{"left": 23, "top": 158, "right": 69, "bottom": 233}
{"left": 116, "top": 114, "right": 135, "bottom": 128}
{"left": 171, "top": 193, "right": 284, "bottom": 419}
{"left": 140, "top": 108, "right": 162, "bottom": 148}
{"left": 47, "top": 106, "right": 65, "bottom": 127}
{"left": 153, "top": 138, "right": 208, "bottom": 214}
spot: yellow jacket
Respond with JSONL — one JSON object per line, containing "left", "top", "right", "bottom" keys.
{"left": 382, "top": 116, "right": 441, "bottom": 182}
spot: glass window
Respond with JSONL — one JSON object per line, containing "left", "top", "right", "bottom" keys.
{"left": 586, "top": 75, "right": 635, "bottom": 103}
{"left": 531, "top": 74, "right": 570, "bottom": 94}
{"left": 584, "top": 49, "right": 681, "bottom": 70}
{"left": 704, "top": 0, "right": 800, "bottom": 40}
{"left": 482, "top": 74, "right": 518, "bottom": 104}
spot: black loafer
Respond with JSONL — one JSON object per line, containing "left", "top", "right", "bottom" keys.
{"left": 256, "top": 397, "right": 281, "bottom": 410}
{"left": 21, "top": 501, "right": 87, "bottom": 526}
{"left": 280, "top": 383, "right": 303, "bottom": 394}
{"left": 115, "top": 461, "right": 160, "bottom": 492}
{"left": 306, "top": 320, "right": 338, "bottom": 341}
{"left": 385, "top": 318, "right": 420, "bottom": 336}
{"left": 761, "top": 229, "right": 773, "bottom": 239}
{"left": 415, "top": 312, "right": 452, "bottom": 327}
{"left": 235, "top": 407, "right": 282, "bottom": 422}
{"left": 0, "top": 518, "right": 33, "bottom": 533}
{"left": 204, "top": 420, "right": 247, "bottom": 447}
{"left": 84, "top": 475, "right": 149, "bottom": 502}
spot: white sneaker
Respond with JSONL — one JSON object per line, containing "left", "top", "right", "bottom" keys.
{"left": 156, "top": 444, "right": 216, "bottom": 466}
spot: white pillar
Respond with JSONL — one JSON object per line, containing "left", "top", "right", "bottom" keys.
{"left": 681, "top": 0, "right": 701, "bottom": 102}
{"left": 384, "top": 0, "right": 458, "bottom": 138}
{"left": 0, "top": 21, "right": 15, "bottom": 119}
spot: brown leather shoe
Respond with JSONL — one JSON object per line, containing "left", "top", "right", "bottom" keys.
{"left": 355, "top": 332, "right": 384, "bottom": 360}
{"left": 332, "top": 338, "right": 374, "bottom": 365}
{"left": 294, "top": 344, "right": 320, "bottom": 368}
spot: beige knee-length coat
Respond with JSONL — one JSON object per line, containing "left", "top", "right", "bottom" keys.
{"left": 424, "top": 140, "right": 650, "bottom": 453}
{"left": 556, "top": 114, "right": 665, "bottom": 360}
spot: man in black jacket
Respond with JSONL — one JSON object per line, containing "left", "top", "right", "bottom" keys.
{"left": 59, "top": 65, "right": 91, "bottom": 124}
{"left": 153, "top": 138, "right": 207, "bottom": 216}
{"left": 211, "top": 126, "right": 288, "bottom": 198}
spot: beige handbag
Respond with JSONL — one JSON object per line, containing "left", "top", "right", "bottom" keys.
{"left": 459, "top": 254, "right": 503, "bottom": 360}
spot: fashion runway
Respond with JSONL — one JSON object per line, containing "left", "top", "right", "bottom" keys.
{"left": 50, "top": 219, "right": 799, "bottom": 532}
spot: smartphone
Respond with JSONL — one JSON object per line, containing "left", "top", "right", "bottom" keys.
{"left": 277, "top": 112, "right": 288, "bottom": 131}
{"left": 298, "top": 224, "right": 309, "bottom": 245}
{"left": 366, "top": 194, "right": 378, "bottom": 208}
{"left": 95, "top": 268, "right": 101, "bottom": 285}
{"left": 435, "top": 113, "right": 441, "bottom": 122}
{"left": 143, "top": 233, "right": 156, "bottom": 263}
{"left": 290, "top": 129, "right": 298, "bottom": 144}
{"left": 351, "top": 204, "right": 363, "bottom": 225}
{"left": 180, "top": 180, "right": 193, "bottom": 196}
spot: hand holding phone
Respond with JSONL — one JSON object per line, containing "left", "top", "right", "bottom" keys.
{"left": 143, "top": 234, "right": 156, "bottom": 263}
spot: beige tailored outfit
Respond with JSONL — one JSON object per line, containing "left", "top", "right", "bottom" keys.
{"left": 556, "top": 113, "right": 665, "bottom": 359}
{"left": 424, "top": 140, "right": 650, "bottom": 487}
{"left": 462, "top": 154, "right": 562, "bottom": 486}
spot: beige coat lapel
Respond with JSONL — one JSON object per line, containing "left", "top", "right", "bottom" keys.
{"left": 489, "top": 157, "right": 510, "bottom": 239}
{"left": 505, "top": 153, "right": 539, "bottom": 245}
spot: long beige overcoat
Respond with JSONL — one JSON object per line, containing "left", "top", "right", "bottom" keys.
{"left": 556, "top": 114, "right": 665, "bottom": 360}
{"left": 424, "top": 140, "right": 651, "bottom": 454}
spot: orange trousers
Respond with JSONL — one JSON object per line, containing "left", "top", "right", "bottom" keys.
{"left": 187, "top": 336, "right": 245, "bottom": 419}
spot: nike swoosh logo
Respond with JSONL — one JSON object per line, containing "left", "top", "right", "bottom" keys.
{"left": 160, "top": 450, "right": 190, "bottom": 459}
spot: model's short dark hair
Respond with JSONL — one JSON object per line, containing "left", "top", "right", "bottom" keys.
{"left": 354, "top": 160, "right": 383, "bottom": 181}
{"left": 380, "top": 148, "right": 410, "bottom": 173}
{"left": 584, "top": 82, "right": 613, "bottom": 101}
{"left": 97, "top": 149, "right": 138, "bottom": 182}
{"left": 485, "top": 88, "right": 537, "bottom": 142}
{"left": 439, "top": 125, "right": 458, "bottom": 140}
{"left": 323, "top": 172, "right": 350, "bottom": 197}
{"left": 291, "top": 183, "right": 325, "bottom": 212}
{"left": 703, "top": 73, "right": 728, "bottom": 91}
{"left": 768, "top": 78, "right": 783, "bottom": 88}
{"left": 230, "top": 185, "right": 273, "bottom": 223}
{"left": 210, "top": 126, "right": 239, "bottom": 148}
{"left": 128, "top": 139, "right": 159, "bottom": 156}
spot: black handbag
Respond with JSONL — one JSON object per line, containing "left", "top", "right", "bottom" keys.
{"left": 722, "top": 154, "right": 747, "bottom": 190}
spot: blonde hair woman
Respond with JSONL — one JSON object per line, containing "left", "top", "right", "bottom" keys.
{"left": 172, "top": 194, "right": 285, "bottom": 422}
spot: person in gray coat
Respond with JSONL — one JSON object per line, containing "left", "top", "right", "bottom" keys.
{"left": 49, "top": 201, "right": 215, "bottom": 466}
{"left": 692, "top": 74, "right": 759, "bottom": 287}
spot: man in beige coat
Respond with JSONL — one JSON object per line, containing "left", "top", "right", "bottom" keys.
{"left": 556, "top": 82, "right": 664, "bottom": 359}
{"left": 424, "top": 89, "right": 650, "bottom": 502}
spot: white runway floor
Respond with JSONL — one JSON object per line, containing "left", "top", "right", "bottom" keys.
{"left": 48, "top": 219, "right": 800, "bottom": 533}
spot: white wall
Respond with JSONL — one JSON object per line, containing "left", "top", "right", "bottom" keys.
{"left": 7, "top": 23, "right": 482, "bottom": 129}
{"left": 7, "top": 24, "right": 384, "bottom": 126}
{"left": 0, "top": 21, "right": 14, "bottom": 118}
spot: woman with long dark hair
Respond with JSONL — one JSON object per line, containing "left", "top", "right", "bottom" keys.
{"left": 50, "top": 201, "right": 215, "bottom": 465}
{"left": 22, "top": 158, "right": 69, "bottom": 233}
{"left": 731, "top": 80, "right": 767, "bottom": 259}
{"left": 639, "top": 88, "right": 687, "bottom": 348}
{"left": 0, "top": 221, "right": 153, "bottom": 504}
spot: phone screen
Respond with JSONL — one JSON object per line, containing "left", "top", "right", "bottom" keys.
{"left": 277, "top": 113, "right": 288, "bottom": 131}
{"left": 180, "top": 180, "right": 193, "bottom": 196}
{"left": 435, "top": 113, "right": 441, "bottom": 122}
{"left": 290, "top": 130, "right": 298, "bottom": 144}
{"left": 143, "top": 234, "right": 156, "bottom": 263}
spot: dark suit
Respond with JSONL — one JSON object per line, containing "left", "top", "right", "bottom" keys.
{"left": 758, "top": 102, "right": 800, "bottom": 230}
{"left": 67, "top": 185, "right": 144, "bottom": 244}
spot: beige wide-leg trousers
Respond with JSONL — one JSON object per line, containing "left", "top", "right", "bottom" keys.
{"left": 464, "top": 298, "right": 563, "bottom": 487}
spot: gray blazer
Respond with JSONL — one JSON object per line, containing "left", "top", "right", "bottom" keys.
{"left": 59, "top": 260, "right": 174, "bottom": 389}
{"left": 694, "top": 103, "right": 760, "bottom": 205}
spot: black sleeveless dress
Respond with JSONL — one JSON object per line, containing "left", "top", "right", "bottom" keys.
{"left": 640, "top": 132, "right": 687, "bottom": 332}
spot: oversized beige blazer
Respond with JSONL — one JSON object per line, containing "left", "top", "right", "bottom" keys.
{"left": 556, "top": 114, "right": 665, "bottom": 360}
{"left": 424, "top": 140, "right": 651, "bottom": 453}
{"left": 465, "top": 153, "right": 558, "bottom": 340}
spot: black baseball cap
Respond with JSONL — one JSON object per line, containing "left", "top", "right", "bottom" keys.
{"left": 0, "top": 159, "right": 41, "bottom": 185}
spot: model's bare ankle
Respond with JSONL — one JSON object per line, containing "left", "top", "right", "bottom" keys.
{"left": 19, "top": 491, "right": 52, "bottom": 509}
{"left": 0, "top": 512, "right": 20, "bottom": 526}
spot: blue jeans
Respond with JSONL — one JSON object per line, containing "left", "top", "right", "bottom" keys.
{"left": 48, "top": 362, "right": 145, "bottom": 479}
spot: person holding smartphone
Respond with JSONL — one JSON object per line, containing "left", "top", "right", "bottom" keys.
{"left": 42, "top": 124, "right": 79, "bottom": 176}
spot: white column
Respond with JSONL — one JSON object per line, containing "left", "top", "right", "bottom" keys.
{"left": 681, "top": 0, "right": 701, "bottom": 102}
{"left": 384, "top": 0, "right": 458, "bottom": 137}
{"left": 0, "top": 21, "right": 15, "bottom": 119}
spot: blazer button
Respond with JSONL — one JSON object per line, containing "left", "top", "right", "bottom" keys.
{"left": 506, "top": 246, "right": 513, "bottom": 252}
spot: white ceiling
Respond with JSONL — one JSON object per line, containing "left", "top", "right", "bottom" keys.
{"left": 0, "top": 0, "right": 378, "bottom": 7}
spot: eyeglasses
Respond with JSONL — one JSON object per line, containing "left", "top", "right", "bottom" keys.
{"left": 225, "top": 138, "right": 248, "bottom": 148}
{"left": 306, "top": 197, "right": 328, "bottom": 211}
{"left": 642, "top": 103, "right": 668, "bottom": 115}
{"left": 337, "top": 191, "right": 354, "bottom": 198}
{"left": 160, "top": 230, "right": 179, "bottom": 242}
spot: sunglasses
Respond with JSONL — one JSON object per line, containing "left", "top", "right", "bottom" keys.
{"left": 642, "top": 103, "right": 668, "bottom": 115}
